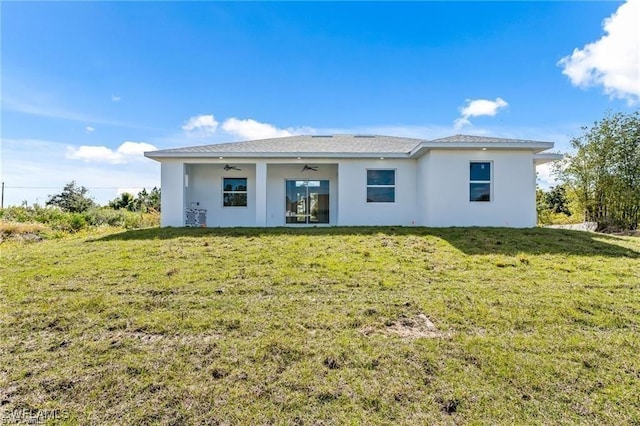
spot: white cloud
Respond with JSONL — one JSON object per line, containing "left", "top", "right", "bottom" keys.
{"left": 85, "top": 126, "right": 95, "bottom": 133}
{"left": 558, "top": 0, "right": 639, "bottom": 103}
{"left": 222, "top": 117, "right": 306, "bottom": 140}
{"left": 66, "top": 141, "right": 157, "bottom": 164}
{"left": 536, "top": 163, "right": 559, "bottom": 190}
{"left": 112, "top": 95, "right": 121, "bottom": 102}
{"left": 67, "top": 145, "right": 123, "bottom": 163}
{"left": 2, "top": 138, "right": 160, "bottom": 206}
{"left": 454, "top": 97, "right": 508, "bottom": 129}
{"left": 116, "top": 141, "right": 157, "bottom": 156}
{"left": 182, "top": 114, "right": 219, "bottom": 136}
{"left": 158, "top": 115, "right": 313, "bottom": 145}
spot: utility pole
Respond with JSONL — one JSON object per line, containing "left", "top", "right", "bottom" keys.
{"left": 1, "top": 182, "right": 4, "bottom": 209}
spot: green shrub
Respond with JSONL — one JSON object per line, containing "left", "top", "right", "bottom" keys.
{"left": 85, "top": 208, "right": 127, "bottom": 227}
{"left": 68, "top": 213, "right": 87, "bottom": 232}
{"left": 538, "top": 210, "right": 581, "bottom": 226}
{"left": 84, "top": 208, "right": 160, "bottom": 229}
{"left": 123, "top": 212, "right": 142, "bottom": 229}
{"left": 0, "top": 206, "right": 35, "bottom": 223}
{"left": 34, "top": 206, "right": 67, "bottom": 226}
{"left": 140, "top": 212, "right": 161, "bottom": 228}
{"left": 0, "top": 206, "right": 160, "bottom": 233}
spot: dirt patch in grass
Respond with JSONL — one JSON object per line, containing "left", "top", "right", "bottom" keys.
{"left": 362, "top": 313, "right": 446, "bottom": 339}
{"left": 101, "top": 331, "right": 224, "bottom": 345}
{"left": 386, "top": 313, "right": 445, "bottom": 338}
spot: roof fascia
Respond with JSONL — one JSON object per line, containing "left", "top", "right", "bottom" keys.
{"left": 533, "top": 153, "right": 563, "bottom": 165}
{"left": 144, "top": 141, "right": 558, "bottom": 161}
{"left": 144, "top": 151, "right": 413, "bottom": 160}
{"left": 410, "top": 141, "right": 555, "bottom": 157}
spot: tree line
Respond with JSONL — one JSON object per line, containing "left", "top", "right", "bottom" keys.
{"left": 551, "top": 110, "right": 639, "bottom": 231}
{"left": 45, "top": 182, "right": 161, "bottom": 213}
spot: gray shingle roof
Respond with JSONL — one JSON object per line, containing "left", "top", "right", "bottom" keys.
{"left": 150, "top": 134, "right": 423, "bottom": 155}
{"left": 430, "top": 134, "right": 552, "bottom": 144}
{"left": 145, "top": 133, "right": 554, "bottom": 159}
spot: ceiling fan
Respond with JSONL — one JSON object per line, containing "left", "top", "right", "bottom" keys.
{"left": 224, "top": 164, "right": 241, "bottom": 171}
{"left": 302, "top": 164, "right": 318, "bottom": 172}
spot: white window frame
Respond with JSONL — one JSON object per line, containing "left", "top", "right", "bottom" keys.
{"left": 366, "top": 169, "right": 396, "bottom": 203}
{"left": 222, "top": 177, "right": 248, "bottom": 208}
{"left": 469, "top": 161, "right": 492, "bottom": 202}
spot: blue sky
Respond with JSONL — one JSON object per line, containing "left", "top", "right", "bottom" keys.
{"left": 2, "top": 1, "right": 638, "bottom": 206}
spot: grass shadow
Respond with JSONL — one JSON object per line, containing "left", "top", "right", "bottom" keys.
{"left": 428, "top": 227, "right": 639, "bottom": 258}
{"left": 91, "top": 226, "right": 639, "bottom": 258}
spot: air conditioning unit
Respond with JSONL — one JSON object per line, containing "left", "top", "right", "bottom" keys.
{"left": 185, "top": 208, "right": 207, "bottom": 227}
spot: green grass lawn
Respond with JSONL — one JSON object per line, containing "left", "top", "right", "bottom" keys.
{"left": 1, "top": 227, "right": 639, "bottom": 424}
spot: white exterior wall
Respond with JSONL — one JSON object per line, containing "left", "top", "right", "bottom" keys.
{"left": 160, "top": 161, "right": 185, "bottom": 227}
{"left": 337, "top": 159, "right": 418, "bottom": 226}
{"left": 158, "top": 150, "right": 538, "bottom": 228}
{"left": 185, "top": 163, "right": 257, "bottom": 227}
{"left": 423, "top": 150, "right": 536, "bottom": 227}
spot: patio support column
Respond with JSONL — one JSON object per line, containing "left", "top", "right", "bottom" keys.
{"left": 336, "top": 162, "right": 342, "bottom": 225}
{"left": 255, "top": 161, "right": 267, "bottom": 226}
{"left": 160, "top": 161, "right": 185, "bottom": 227}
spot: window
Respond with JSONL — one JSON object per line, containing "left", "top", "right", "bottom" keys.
{"left": 223, "top": 178, "right": 247, "bottom": 207}
{"left": 470, "top": 162, "right": 491, "bottom": 202}
{"left": 367, "top": 169, "right": 395, "bottom": 203}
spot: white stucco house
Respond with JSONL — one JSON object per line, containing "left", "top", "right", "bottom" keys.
{"left": 144, "top": 134, "right": 561, "bottom": 228}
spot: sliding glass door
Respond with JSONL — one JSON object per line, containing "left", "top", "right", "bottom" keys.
{"left": 285, "top": 180, "right": 329, "bottom": 224}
